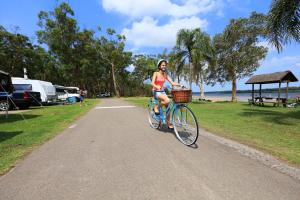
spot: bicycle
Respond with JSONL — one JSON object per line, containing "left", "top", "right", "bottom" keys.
{"left": 147, "top": 86, "right": 199, "bottom": 146}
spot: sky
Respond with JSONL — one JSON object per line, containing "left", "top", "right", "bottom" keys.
{"left": 0, "top": 0, "right": 299, "bottom": 92}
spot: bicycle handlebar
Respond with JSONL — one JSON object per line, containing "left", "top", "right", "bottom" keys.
{"left": 163, "top": 85, "right": 187, "bottom": 90}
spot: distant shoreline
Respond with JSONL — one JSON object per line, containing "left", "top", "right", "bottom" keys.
{"left": 193, "top": 91, "right": 300, "bottom": 102}
{"left": 192, "top": 95, "right": 248, "bottom": 102}
{"left": 193, "top": 87, "right": 300, "bottom": 95}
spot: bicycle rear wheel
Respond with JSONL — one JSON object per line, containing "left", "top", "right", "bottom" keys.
{"left": 172, "top": 105, "right": 199, "bottom": 145}
{"left": 147, "top": 98, "right": 160, "bottom": 129}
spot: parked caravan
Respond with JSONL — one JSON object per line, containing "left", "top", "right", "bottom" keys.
{"left": 12, "top": 77, "right": 57, "bottom": 104}
{"left": 54, "top": 85, "right": 80, "bottom": 102}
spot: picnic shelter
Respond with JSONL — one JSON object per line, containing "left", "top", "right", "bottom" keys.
{"left": 245, "top": 71, "right": 298, "bottom": 106}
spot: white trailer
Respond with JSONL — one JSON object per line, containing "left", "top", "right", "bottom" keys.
{"left": 12, "top": 77, "right": 57, "bottom": 104}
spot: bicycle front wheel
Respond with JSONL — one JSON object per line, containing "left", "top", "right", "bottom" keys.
{"left": 172, "top": 105, "right": 199, "bottom": 145}
{"left": 147, "top": 99, "right": 160, "bottom": 129}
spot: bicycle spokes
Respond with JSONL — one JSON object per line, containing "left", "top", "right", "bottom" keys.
{"left": 148, "top": 99, "right": 160, "bottom": 129}
{"left": 147, "top": 98, "right": 199, "bottom": 146}
{"left": 173, "top": 105, "right": 199, "bottom": 146}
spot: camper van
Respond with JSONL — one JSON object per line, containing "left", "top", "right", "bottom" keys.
{"left": 12, "top": 77, "right": 57, "bottom": 104}
{"left": 65, "top": 86, "right": 80, "bottom": 101}
{"left": 54, "top": 85, "right": 80, "bottom": 102}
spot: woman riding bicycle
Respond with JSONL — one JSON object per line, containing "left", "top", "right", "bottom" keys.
{"left": 151, "top": 59, "right": 181, "bottom": 129}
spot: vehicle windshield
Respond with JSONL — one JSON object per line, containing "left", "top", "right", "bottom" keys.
{"left": 56, "top": 88, "right": 66, "bottom": 93}
{"left": 13, "top": 84, "right": 32, "bottom": 91}
{"left": 66, "top": 89, "right": 78, "bottom": 94}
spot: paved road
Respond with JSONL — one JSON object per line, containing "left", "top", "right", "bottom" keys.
{"left": 0, "top": 99, "right": 299, "bottom": 200}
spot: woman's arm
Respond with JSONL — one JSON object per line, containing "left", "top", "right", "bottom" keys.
{"left": 166, "top": 76, "right": 181, "bottom": 87}
{"left": 151, "top": 72, "right": 161, "bottom": 90}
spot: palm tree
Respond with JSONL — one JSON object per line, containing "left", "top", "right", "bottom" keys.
{"left": 267, "top": 0, "right": 300, "bottom": 52}
{"left": 168, "top": 50, "right": 186, "bottom": 83}
{"left": 192, "top": 31, "right": 214, "bottom": 99}
{"left": 175, "top": 28, "right": 199, "bottom": 89}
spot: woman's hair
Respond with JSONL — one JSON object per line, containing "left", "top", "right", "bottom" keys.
{"left": 157, "top": 59, "right": 168, "bottom": 70}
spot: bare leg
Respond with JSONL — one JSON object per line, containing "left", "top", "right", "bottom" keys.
{"left": 153, "top": 98, "right": 159, "bottom": 113}
{"left": 158, "top": 94, "right": 173, "bottom": 128}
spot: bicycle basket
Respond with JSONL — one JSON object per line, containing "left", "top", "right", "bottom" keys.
{"left": 171, "top": 89, "right": 192, "bottom": 103}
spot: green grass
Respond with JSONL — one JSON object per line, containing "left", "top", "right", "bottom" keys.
{"left": 125, "top": 97, "right": 300, "bottom": 166}
{"left": 0, "top": 99, "right": 99, "bottom": 174}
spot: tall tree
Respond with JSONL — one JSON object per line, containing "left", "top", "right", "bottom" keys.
{"left": 0, "top": 26, "right": 36, "bottom": 76}
{"left": 132, "top": 54, "right": 156, "bottom": 86}
{"left": 97, "top": 29, "right": 132, "bottom": 97}
{"left": 208, "top": 18, "right": 268, "bottom": 102}
{"left": 37, "top": 2, "right": 82, "bottom": 86}
{"left": 267, "top": 0, "right": 300, "bottom": 52}
{"left": 175, "top": 28, "right": 199, "bottom": 89}
{"left": 29, "top": 46, "right": 62, "bottom": 83}
{"left": 168, "top": 51, "right": 183, "bottom": 83}
{"left": 192, "top": 30, "right": 214, "bottom": 99}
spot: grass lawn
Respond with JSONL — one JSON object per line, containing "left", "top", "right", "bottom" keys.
{"left": 125, "top": 97, "right": 300, "bottom": 166}
{"left": 0, "top": 99, "right": 99, "bottom": 175}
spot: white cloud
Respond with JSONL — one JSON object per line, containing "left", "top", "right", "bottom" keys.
{"left": 122, "top": 16, "right": 208, "bottom": 48}
{"left": 268, "top": 56, "right": 300, "bottom": 68}
{"left": 101, "top": 0, "right": 223, "bottom": 19}
{"left": 258, "top": 55, "right": 300, "bottom": 76}
{"left": 101, "top": 0, "right": 225, "bottom": 51}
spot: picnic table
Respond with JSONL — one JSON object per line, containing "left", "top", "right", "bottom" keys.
{"left": 249, "top": 97, "right": 287, "bottom": 107}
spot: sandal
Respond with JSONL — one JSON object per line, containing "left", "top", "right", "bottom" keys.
{"left": 168, "top": 125, "right": 174, "bottom": 129}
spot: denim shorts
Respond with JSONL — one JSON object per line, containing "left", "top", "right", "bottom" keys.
{"left": 80, "top": 96, "right": 84, "bottom": 102}
{"left": 153, "top": 90, "right": 166, "bottom": 99}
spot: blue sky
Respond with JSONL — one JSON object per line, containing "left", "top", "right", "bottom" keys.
{"left": 0, "top": 0, "right": 299, "bottom": 92}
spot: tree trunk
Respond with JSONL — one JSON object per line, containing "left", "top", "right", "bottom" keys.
{"left": 199, "top": 73, "right": 205, "bottom": 99}
{"left": 111, "top": 63, "right": 120, "bottom": 97}
{"left": 231, "top": 74, "right": 237, "bottom": 102}
{"left": 188, "top": 52, "right": 193, "bottom": 89}
{"left": 189, "top": 62, "right": 193, "bottom": 89}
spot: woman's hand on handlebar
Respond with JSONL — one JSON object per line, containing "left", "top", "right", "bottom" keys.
{"left": 173, "top": 84, "right": 186, "bottom": 89}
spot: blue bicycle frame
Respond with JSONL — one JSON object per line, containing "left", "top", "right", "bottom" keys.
{"left": 148, "top": 88, "right": 199, "bottom": 146}
{"left": 151, "top": 97, "right": 183, "bottom": 125}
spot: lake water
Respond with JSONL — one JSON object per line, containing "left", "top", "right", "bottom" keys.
{"left": 193, "top": 91, "right": 300, "bottom": 101}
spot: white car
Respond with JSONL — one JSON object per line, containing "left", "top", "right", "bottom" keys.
{"left": 97, "top": 92, "right": 111, "bottom": 98}
{"left": 55, "top": 85, "right": 80, "bottom": 102}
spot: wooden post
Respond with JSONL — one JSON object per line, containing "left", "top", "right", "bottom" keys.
{"left": 278, "top": 82, "right": 281, "bottom": 106}
{"left": 286, "top": 82, "right": 289, "bottom": 100}
{"left": 259, "top": 84, "right": 262, "bottom": 98}
{"left": 252, "top": 84, "right": 254, "bottom": 103}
